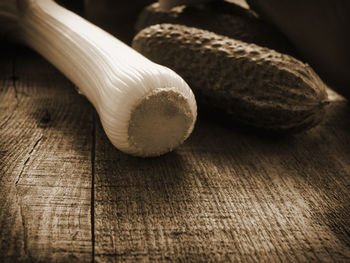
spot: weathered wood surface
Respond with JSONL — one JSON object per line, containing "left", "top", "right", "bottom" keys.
{"left": 0, "top": 44, "right": 93, "bottom": 262}
{"left": 1, "top": 44, "right": 350, "bottom": 262}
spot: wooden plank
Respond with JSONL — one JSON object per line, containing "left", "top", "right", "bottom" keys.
{"left": 94, "top": 91, "right": 350, "bottom": 262}
{"left": 0, "top": 44, "right": 93, "bottom": 262}
{"left": 1, "top": 43, "right": 350, "bottom": 262}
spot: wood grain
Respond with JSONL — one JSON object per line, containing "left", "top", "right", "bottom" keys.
{"left": 1, "top": 44, "right": 350, "bottom": 262}
{"left": 94, "top": 94, "right": 350, "bottom": 262}
{"left": 0, "top": 44, "right": 93, "bottom": 262}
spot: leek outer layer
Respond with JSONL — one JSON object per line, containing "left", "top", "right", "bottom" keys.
{"left": 2, "top": 0, "right": 197, "bottom": 157}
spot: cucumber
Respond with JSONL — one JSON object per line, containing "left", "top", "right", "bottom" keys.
{"left": 132, "top": 23, "right": 328, "bottom": 133}
{"left": 135, "top": 1, "right": 298, "bottom": 57}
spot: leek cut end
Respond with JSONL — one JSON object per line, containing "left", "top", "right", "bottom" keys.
{"left": 128, "top": 87, "right": 196, "bottom": 157}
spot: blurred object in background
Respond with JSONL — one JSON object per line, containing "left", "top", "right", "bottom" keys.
{"left": 84, "top": 0, "right": 154, "bottom": 44}
{"left": 56, "top": 0, "right": 85, "bottom": 16}
{"left": 227, "top": 0, "right": 248, "bottom": 8}
{"left": 59, "top": 1, "right": 247, "bottom": 44}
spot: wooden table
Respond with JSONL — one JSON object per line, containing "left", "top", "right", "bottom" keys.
{"left": 1, "top": 41, "right": 350, "bottom": 262}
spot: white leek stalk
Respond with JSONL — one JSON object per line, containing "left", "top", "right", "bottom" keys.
{"left": 0, "top": 0, "right": 197, "bottom": 157}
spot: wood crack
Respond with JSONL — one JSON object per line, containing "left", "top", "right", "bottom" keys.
{"left": 91, "top": 113, "right": 96, "bottom": 263}
{"left": 18, "top": 199, "right": 28, "bottom": 257}
{"left": 11, "top": 56, "right": 30, "bottom": 102}
{"left": 12, "top": 56, "right": 19, "bottom": 102}
{"left": 15, "top": 183, "right": 32, "bottom": 262}
{"left": 16, "top": 136, "right": 43, "bottom": 185}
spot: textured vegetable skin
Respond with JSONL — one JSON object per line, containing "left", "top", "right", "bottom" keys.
{"left": 0, "top": 0, "right": 197, "bottom": 157}
{"left": 132, "top": 23, "right": 329, "bottom": 133}
{"left": 135, "top": 1, "right": 298, "bottom": 57}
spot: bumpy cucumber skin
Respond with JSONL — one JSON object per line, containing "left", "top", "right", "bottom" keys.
{"left": 132, "top": 23, "right": 328, "bottom": 133}
{"left": 135, "top": 1, "right": 298, "bottom": 57}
